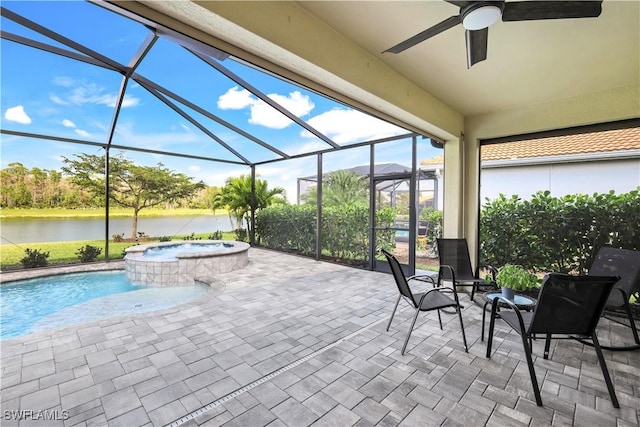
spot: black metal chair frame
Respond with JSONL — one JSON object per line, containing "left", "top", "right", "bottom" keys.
{"left": 588, "top": 246, "right": 640, "bottom": 351}
{"left": 381, "top": 249, "right": 468, "bottom": 355}
{"left": 436, "top": 238, "right": 497, "bottom": 301}
{"left": 485, "top": 273, "right": 621, "bottom": 408}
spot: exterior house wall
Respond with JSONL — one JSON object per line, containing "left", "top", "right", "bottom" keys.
{"left": 480, "top": 157, "right": 640, "bottom": 202}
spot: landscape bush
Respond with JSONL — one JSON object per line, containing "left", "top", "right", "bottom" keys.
{"left": 76, "top": 245, "right": 102, "bottom": 263}
{"left": 419, "top": 207, "right": 443, "bottom": 250}
{"left": 20, "top": 248, "right": 50, "bottom": 268}
{"left": 234, "top": 229, "right": 248, "bottom": 242}
{"left": 182, "top": 232, "right": 201, "bottom": 241}
{"left": 480, "top": 188, "right": 640, "bottom": 274}
{"left": 208, "top": 230, "right": 223, "bottom": 240}
{"left": 255, "top": 204, "right": 395, "bottom": 263}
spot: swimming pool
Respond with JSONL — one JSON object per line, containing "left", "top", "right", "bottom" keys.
{"left": 0, "top": 271, "right": 209, "bottom": 340}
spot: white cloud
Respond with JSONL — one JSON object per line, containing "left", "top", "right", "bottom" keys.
{"left": 113, "top": 122, "right": 201, "bottom": 152}
{"left": 287, "top": 140, "right": 332, "bottom": 156}
{"left": 217, "top": 86, "right": 314, "bottom": 129}
{"left": 62, "top": 119, "right": 76, "bottom": 128}
{"left": 74, "top": 129, "right": 91, "bottom": 138}
{"left": 267, "top": 92, "right": 314, "bottom": 119}
{"left": 4, "top": 105, "right": 32, "bottom": 125}
{"left": 188, "top": 165, "right": 201, "bottom": 172}
{"left": 51, "top": 77, "right": 140, "bottom": 108}
{"left": 256, "top": 165, "right": 295, "bottom": 181}
{"left": 247, "top": 100, "right": 293, "bottom": 129}
{"left": 53, "top": 76, "right": 75, "bottom": 88}
{"left": 202, "top": 167, "right": 251, "bottom": 187}
{"left": 50, "top": 94, "right": 69, "bottom": 106}
{"left": 119, "top": 96, "right": 140, "bottom": 108}
{"left": 303, "top": 108, "right": 405, "bottom": 144}
{"left": 217, "top": 86, "right": 254, "bottom": 109}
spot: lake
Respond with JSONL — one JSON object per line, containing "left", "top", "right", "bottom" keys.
{"left": 0, "top": 215, "right": 233, "bottom": 245}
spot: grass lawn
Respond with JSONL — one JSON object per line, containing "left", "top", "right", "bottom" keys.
{"left": 0, "top": 231, "right": 237, "bottom": 271}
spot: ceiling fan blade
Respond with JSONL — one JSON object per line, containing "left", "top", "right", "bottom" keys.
{"left": 384, "top": 15, "right": 461, "bottom": 54}
{"left": 502, "top": 1, "right": 602, "bottom": 22}
{"left": 466, "top": 28, "right": 488, "bottom": 68}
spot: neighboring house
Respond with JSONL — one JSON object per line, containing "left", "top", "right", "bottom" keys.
{"left": 297, "top": 163, "right": 438, "bottom": 209}
{"left": 421, "top": 127, "right": 640, "bottom": 206}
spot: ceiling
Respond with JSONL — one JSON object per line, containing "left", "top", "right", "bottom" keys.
{"left": 295, "top": 0, "right": 639, "bottom": 118}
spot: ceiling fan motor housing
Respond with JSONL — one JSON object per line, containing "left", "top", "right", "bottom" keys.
{"left": 461, "top": 1, "right": 505, "bottom": 30}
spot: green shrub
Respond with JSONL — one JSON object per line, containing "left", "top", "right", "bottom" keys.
{"left": 20, "top": 248, "right": 50, "bottom": 268}
{"left": 235, "top": 229, "right": 248, "bottom": 242}
{"left": 480, "top": 188, "right": 640, "bottom": 274}
{"left": 208, "top": 230, "right": 223, "bottom": 240}
{"left": 75, "top": 245, "right": 103, "bottom": 263}
{"left": 255, "top": 204, "right": 395, "bottom": 263}
{"left": 158, "top": 236, "right": 172, "bottom": 242}
{"left": 419, "top": 207, "right": 443, "bottom": 249}
{"left": 255, "top": 205, "right": 316, "bottom": 255}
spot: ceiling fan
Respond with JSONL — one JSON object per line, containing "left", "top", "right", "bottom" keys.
{"left": 383, "top": 1, "right": 603, "bottom": 68}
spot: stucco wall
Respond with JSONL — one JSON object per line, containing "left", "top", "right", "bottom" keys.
{"left": 481, "top": 158, "right": 640, "bottom": 202}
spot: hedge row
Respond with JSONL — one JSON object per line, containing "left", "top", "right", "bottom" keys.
{"left": 255, "top": 204, "right": 396, "bottom": 262}
{"left": 257, "top": 188, "right": 639, "bottom": 276}
{"left": 480, "top": 189, "right": 640, "bottom": 273}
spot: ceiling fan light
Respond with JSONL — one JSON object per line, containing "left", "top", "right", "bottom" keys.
{"left": 462, "top": 5, "right": 502, "bottom": 30}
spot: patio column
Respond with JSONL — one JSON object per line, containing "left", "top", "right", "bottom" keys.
{"left": 442, "top": 134, "right": 466, "bottom": 239}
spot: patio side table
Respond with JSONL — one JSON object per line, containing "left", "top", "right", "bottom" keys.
{"left": 480, "top": 292, "right": 537, "bottom": 341}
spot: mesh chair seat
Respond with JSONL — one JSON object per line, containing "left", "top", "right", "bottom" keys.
{"left": 436, "top": 238, "right": 496, "bottom": 301}
{"left": 381, "top": 249, "right": 468, "bottom": 355}
{"left": 486, "top": 273, "right": 621, "bottom": 408}
{"left": 498, "top": 311, "right": 534, "bottom": 334}
{"left": 588, "top": 247, "right": 640, "bottom": 350}
{"left": 413, "top": 291, "right": 460, "bottom": 311}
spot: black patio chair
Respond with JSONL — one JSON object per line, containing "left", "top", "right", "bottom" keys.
{"left": 486, "top": 273, "right": 621, "bottom": 408}
{"left": 588, "top": 246, "right": 640, "bottom": 350}
{"left": 381, "top": 249, "right": 468, "bottom": 355}
{"left": 436, "top": 238, "right": 496, "bottom": 301}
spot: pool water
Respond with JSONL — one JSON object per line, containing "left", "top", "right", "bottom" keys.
{"left": 0, "top": 271, "right": 209, "bottom": 340}
{"left": 142, "top": 242, "right": 229, "bottom": 260}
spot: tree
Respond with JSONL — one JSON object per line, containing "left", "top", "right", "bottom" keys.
{"left": 301, "top": 170, "right": 368, "bottom": 207}
{"left": 1, "top": 162, "right": 32, "bottom": 207}
{"left": 61, "top": 152, "right": 205, "bottom": 239}
{"left": 213, "top": 174, "right": 286, "bottom": 233}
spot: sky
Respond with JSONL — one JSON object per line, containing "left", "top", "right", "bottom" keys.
{"left": 0, "top": 1, "right": 442, "bottom": 202}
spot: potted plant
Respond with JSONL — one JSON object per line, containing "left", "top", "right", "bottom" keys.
{"left": 495, "top": 264, "right": 539, "bottom": 300}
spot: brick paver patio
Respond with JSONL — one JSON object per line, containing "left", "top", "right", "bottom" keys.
{"left": 1, "top": 248, "right": 639, "bottom": 426}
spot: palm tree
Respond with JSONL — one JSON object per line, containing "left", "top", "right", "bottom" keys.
{"left": 213, "top": 175, "right": 286, "bottom": 233}
{"left": 302, "top": 170, "right": 368, "bottom": 207}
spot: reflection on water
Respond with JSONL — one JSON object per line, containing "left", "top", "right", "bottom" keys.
{"left": 0, "top": 215, "right": 232, "bottom": 244}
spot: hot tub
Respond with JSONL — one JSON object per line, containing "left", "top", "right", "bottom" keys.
{"left": 124, "top": 240, "right": 249, "bottom": 286}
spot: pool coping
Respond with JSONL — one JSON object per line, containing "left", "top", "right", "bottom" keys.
{"left": 0, "top": 261, "right": 227, "bottom": 293}
{"left": 0, "top": 261, "right": 127, "bottom": 284}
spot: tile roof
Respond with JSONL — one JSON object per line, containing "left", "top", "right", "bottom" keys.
{"left": 420, "top": 127, "right": 639, "bottom": 166}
